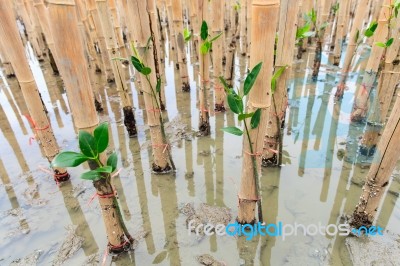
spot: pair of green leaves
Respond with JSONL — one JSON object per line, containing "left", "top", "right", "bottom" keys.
{"left": 200, "top": 21, "right": 223, "bottom": 55}
{"left": 219, "top": 62, "right": 263, "bottom": 136}
{"left": 376, "top": 38, "right": 394, "bottom": 48}
{"left": 131, "top": 55, "right": 162, "bottom": 93}
{"left": 51, "top": 122, "right": 118, "bottom": 181}
{"left": 296, "top": 23, "right": 315, "bottom": 40}
{"left": 364, "top": 21, "right": 378, "bottom": 38}
{"left": 306, "top": 8, "right": 317, "bottom": 24}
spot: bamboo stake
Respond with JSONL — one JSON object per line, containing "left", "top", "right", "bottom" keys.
{"left": 239, "top": 0, "right": 247, "bottom": 56}
{"left": 359, "top": 15, "right": 400, "bottom": 157}
{"left": 212, "top": 0, "right": 225, "bottom": 111}
{"left": 224, "top": 2, "right": 239, "bottom": 87}
{"left": 351, "top": 0, "right": 391, "bottom": 121}
{"left": 129, "top": 0, "right": 175, "bottom": 173}
{"left": 148, "top": 0, "right": 167, "bottom": 110}
{"left": 350, "top": 91, "right": 400, "bottom": 228}
{"left": 15, "top": 0, "right": 43, "bottom": 60}
{"left": 32, "top": 0, "right": 59, "bottom": 76}
{"left": 366, "top": 0, "right": 384, "bottom": 47}
{"left": 95, "top": 0, "right": 137, "bottom": 137}
{"left": 0, "top": 39, "right": 15, "bottom": 77}
{"left": 189, "top": 0, "right": 199, "bottom": 61}
{"left": 87, "top": 0, "right": 115, "bottom": 82}
{"left": 46, "top": 0, "right": 134, "bottom": 252}
{"left": 25, "top": 0, "right": 47, "bottom": 55}
{"left": 238, "top": 0, "right": 279, "bottom": 224}
{"left": 312, "top": 0, "right": 330, "bottom": 80}
{"left": 246, "top": 0, "right": 252, "bottom": 55}
{"left": 335, "top": 0, "right": 369, "bottom": 98}
{"left": 333, "top": 0, "right": 349, "bottom": 65}
{"left": 198, "top": 0, "right": 211, "bottom": 136}
{"left": 108, "top": 0, "right": 126, "bottom": 55}
{"left": 262, "top": 0, "right": 298, "bottom": 166}
{"left": 171, "top": 0, "right": 191, "bottom": 91}
{"left": 0, "top": 0, "right": 69, "bottom": 182}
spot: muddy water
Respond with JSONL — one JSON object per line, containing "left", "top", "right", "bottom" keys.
{"left": 0, "top": 39, "right": 400, "bottom": 266}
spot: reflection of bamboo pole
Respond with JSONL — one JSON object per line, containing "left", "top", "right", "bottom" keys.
{"left": 46, "top": 0, "right": 133, "bottom": 251}
{"left": 262, "top": 0, "right": 298, "bottom": 166}
{"left": 351, "top": 0, "right": 390, "bottom": 121}
{"left": 95, "top": 0, "right": 137, "bottom": 137}
{"left": 0, "top": 1, "right": 68, "bottom": 181}
{"left": 238, "top": 0, "right": 279, "bottom": 224}
{"left": 0, "top": 159, "right": 30, "bottom": 232}
{"left": 350, "top": 92, "right": 400, "bottom": 228}
{"left": 212, "top": 0, "right": 225, "bottom": 111}
{"left": 129, "top": 0, "right": 174, "bottom": 173}
{"left": 335, "top": 0, "right": 369, "bottom": 98}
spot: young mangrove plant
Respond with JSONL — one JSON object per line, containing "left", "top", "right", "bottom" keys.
{"left": 219, "top": 62, "right": 264, "bottom": 222}
{"left": 198, "top": 20, "right": 222, "bottom": 135}
{"left": 128, "top": 46, "right": 176, "bottom": 173}
{"left": 51, "top": 122, "right": 134, "bottom": 253}
{"left": 295, "top": 21, "right": 315, "bottom": 60}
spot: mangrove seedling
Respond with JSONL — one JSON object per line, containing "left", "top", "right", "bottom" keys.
{"left": 219, "top": 62, "right": 264, "bottom": 222}
{"left": 51, "top": 122, "right": 134, "bottom": 253}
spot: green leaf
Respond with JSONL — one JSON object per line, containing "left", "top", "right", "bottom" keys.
{"left": 375, "top": 42, "right": 386, "bottom": 48}
{"left": 238, "top": 112, "right": 254, "bottom": 121}
{"left": 355, "top": 29, "right": 360, "bottom": 42}
{"left": 221, "top": 126, "right": 243, "bottom": 136}
{"left": 243, "top": 62, "right": 263, "bottom": 96}
{"left": 200, "top": 21, "right": 208, "bottom": 41}
{"left": 271, "top": 66, "right": 287, "bottom": 94}
{"left": 365, "top": 21, "right": 378, "bottom": 37}
{"left": 227, "top": 94, "right": 243, "bottom": 114}
{"left": 80, "top": 170, "right": 101, "bottom": 181}
{"left": 156, "top": 78, "right": 161, "bottom": 93}
{"left": 250, "top": 108, "right": 262, "bottom": 129}
{"left": 93, "top": 122, "right": 109, "bottom": 154}
{"left": 79, "top": 130, "right": 97, "bottom": 158}
{"left": 107, "top": 152, "right": 118, "bottom": 172}
{"left": 95, "top": 166, "right": 113, "bottom": 173}
{"left": 209, "top": 32, "right": 223, "bottom": 43}
{"left": 200, "top": 41, "right": 211, "bottom": 55}
{"left": 386, "top": 38, "right": 394, "bottom": 47}
{"left": 183, "top": 28, "right": 192, "bottom": 41}
{"left": 296, "top": 23, "right": 310, "bottom": 39}
{"left": 131, "top": 56, "right": 143, "bottom": 73}
{"left": 51, "top": 151, "right": 90, "bottom": 168}
{"left": 141, "top": 67, "right": 151, "bottom": 75}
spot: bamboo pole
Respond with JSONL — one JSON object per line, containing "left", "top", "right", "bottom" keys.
{"left": 198, "top": 0, "right": 211, "bottom": 136}
{"left": 189, "top": 0, "right": 199, "bottom": 61}
{"left": 46, "top": 0, "right": 134, "bottom": 251}
{"left": 14, "top": 0, "right": 43, "bottom": 60}
{"left": 0, "top": 0, "right": 69, "bottom": 182}
{"left": 148, "top": 0, "right": 167, "bottom": 110}
{"left": 212, "top": 0, "right": 225, "bottom": 111}
{"left": 95, "top": 0, "right": 137, "bottom": 137}
{"left": 108, "top": 0, "right": 126, "bottom": 55}
{"left": 25, "top": 0, "right": 47, "bottom": 55}
{"left": 335, "top": 0, "right": 369, "bottom": 98}
{"left": 238, "top": 0, "right": 279, "bottom": 224}
{"left": 350, "top": 91, "right": 400, "bottom": 228}
{"left": 351, "top": 0, "right": 391, "bottom": 121}
{"left": 0, "top": 39, "right": 15, "bottom": 77}
{"left": 333, "top": 0, "right": 349, "bottom": 65}
{"left": 224, "top": 2, "right": 239, "bottom": 87}
{"left": 312, "top": 0, "right": 330, "bottom": 80}
{"left": 129, "top": 0, "right": 175, "bottom": 173}
{"left": 246, "top": 0, "right": 252, "bottom": 55}
{"left": 359, "top": 15, "right": 400, "bottom": 157}
{"left": 262, "top": 0, "right": 298, "bottom": 166}
{"left": 239, "top": 0, "right": 247, "bottom": 56}
{"left": 87, "top": 0, "right": 115, "bottom": 82}
{"left": 366, "top": 0, "right": 383, "bottom": 47}
{"left": 32, "top": 0, "right": 59, "bottom": 76}
{"left": 171, "top": 0, "right": 191, "bottom": 91}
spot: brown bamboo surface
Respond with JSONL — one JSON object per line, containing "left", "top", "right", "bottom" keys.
{"left": 238, "top": 0, "right": 279, "bottom": 223}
